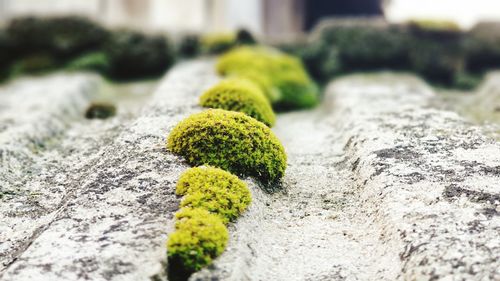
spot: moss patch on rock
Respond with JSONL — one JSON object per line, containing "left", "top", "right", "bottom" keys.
{"left": 216, "top": 46, "right": 319, "bottom": 110}
{"left": 85, "top": 102, "right": 116, "bottom": 119}
{"left": 199, "top": 78, "right": 276, "bottom": 127}
{"left": 176, "top": 166, "right": 251, "bottom": 223}
{"left": 201, "top": 33, "right": 236, "bottom": 54}
{"left": 167, "top": 109, "right": 286, "bottom": 184}
{"left": 167, "top": 207, "right": 228, "bottom": 273}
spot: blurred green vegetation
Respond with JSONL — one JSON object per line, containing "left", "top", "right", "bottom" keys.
{"left": 2, "top": 15, "right": 499, "bottom": 92}
{"left": 279, "top": 19, "right": 496, "bottom": 90}
{"left": 0, "top": 16, "right": 174, "bottom": 82}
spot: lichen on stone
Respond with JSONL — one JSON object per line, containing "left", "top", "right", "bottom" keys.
{"left": 167, "top": 207, "right": 228, "bottom": 273}
{"left": 167, "top": 109, "right": 287, "bottom": 184}
{"left": 176, "top": 166, "right": 251, "bottom": 223}
{"left": 199, "top": 77, "right": 276, "bottom": 127}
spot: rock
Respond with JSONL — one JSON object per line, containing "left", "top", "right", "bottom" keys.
{"left": 0, "top": 61, "right": 218, "bottom": 280}
{"left": 1, "top": 73, "right": 99, "bottom": 270}
{"left": 329, "top": 73, "right": 499, "bottom": 280}
{"left": 1, "top": 62, "right": 498, "bottom": 281}
{"left": 471, "top": 71, "right": 500, "bottom": 124}
{"left": 193, "top": 73, "right": 499, "bottom": 280}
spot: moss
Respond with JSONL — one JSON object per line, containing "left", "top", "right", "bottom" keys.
{"left": 201, "top": 33, "right": 236, "bottom": 54}
{"left": 452, "top": 71, "right": 482, "bottom": 90}
{"left": 105, "top": 30, "right": 174, "bottom": 80}
{"left": 66, "top": 52, "right": 110, "bottom": 73}
{"left": 167, "top": 208, "right": 228, "bottom": 273}
{"left": 7, "top": 16, "right": 109, "bottom": 58}
{"left": 235, "top": 29, "right": 257, "bottom": 45}
{"left": 409, "top": 19, "right": 461, "bottom": 32}
{"left": 216, "top": 46, "right": 319, "bottom": 110}
{"left": 465, "top": 22, "right": 500, "bottom": 72}
{"left": 167, "top": 109, "right": 286, "bottom": 184}
{"left": 176, "top": 166, "right": 251, "bottom": 223}
{"left": 273, "top": 72, "right": 320, "bottom": 110}
{"left": 199, "top": 78, "right": 276, "bottom": 127}
{"left": 9, "top": 54, "right": 58, "bottom": 76}
{"left": 85, "top": 103, "right": 116, "bottom": 119}
{"left": 230, "top": 71, "right": 281, "bottom": 102}
{"left": 279, "top": 40, "right": 342, "bottom": 84}
{"left": 178, "top": 34, "right": 201, "bottom": 58}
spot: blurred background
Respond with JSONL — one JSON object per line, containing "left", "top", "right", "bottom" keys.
{"left": 2, "top": 0, "right": 500, "bottom": 122}
{"left": 2, "top": 0, "right": 500, "bottom": 38}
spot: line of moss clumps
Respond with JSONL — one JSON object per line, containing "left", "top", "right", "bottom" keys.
{"left": 165, "top": 44, "right": 310, "bottom": 278}
{"left": 166, "top": 167, "right": 251, "bottom": 276}
{"left": 166, "top": 110, "right": 286, "bottom": 277}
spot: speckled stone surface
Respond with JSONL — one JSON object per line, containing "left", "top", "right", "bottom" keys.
{"left": 330, "top": 74, "right": 499, "bottom": 280}
{"left": 1, "top": 65, "right": 498, "bottom": 281}
{"left": 193, "top": 73, "right": 499, "bottom": 281}
{"left": 0, "top": 62, "right": 218, "bottom": 281}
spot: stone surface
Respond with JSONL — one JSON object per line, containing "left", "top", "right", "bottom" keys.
{"left": 0, "top": 62, "right": 218, "bottom": 280}
{"left": 193, "top": 73, "right": 499, "bottom": 281}
{"left": 1, "top": 63, "right": 499, "bottom": 281}
{"left": 470, "top": 72, "right": 500, "bottom": 124}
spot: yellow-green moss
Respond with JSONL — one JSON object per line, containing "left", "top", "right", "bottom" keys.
{"left": 273, "top": 72, "right": 319, "bottom": 110}
{"left": 167, "top": 207, "right": 228, "bottom": 272}
{"left": 176, "top": 166, "right": 251, "bottom": 223}
{"left": 167, "top": 109, "right": 286, "bottom": 184}
{"left": 409, "top": 19, "right": 461, "bottom": 32}
{"left": 216, "top": 46, "right": 319, "bottom": 110}
{"left": 199, "top": 78, "right": 276, "bottom": 127}
{"left": 229, "top": 71, "right": 281, "bottom": 102}
{"left": 201, "top": 33, "right": 236, "bottom": 54}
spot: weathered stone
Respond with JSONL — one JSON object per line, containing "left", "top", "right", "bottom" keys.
{"left": 1, "top": 61, "right": 218, "bottom": 280}
{"left": 193, "top": 73, "right": 499, "bottom": 280}
{"left": 471, "top": 72, "right": 500, "bottom": 125}
{"left": 329, "top": 74, "right": 499, "bottom": 280}
{"left": 2, "top": 63, "right": 498, "bottom": 281}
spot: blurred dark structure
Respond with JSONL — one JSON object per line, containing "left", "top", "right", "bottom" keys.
{"left": 304, "top": 0, "right": 384, "bottom": 30}
{"left": 263, "top": 0, "right": 384, "bottom": 41}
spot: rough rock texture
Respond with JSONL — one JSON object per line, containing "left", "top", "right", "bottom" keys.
{"left": 330, "top": 74, "right": 499, "bottom": 280}
{"left": 0, "top": 62, "right": 218, "bottom": 280}
{"left": 193, "top": 73, "right": 499, "bottom": 281}
{"left": 471, "top": 72, "right": 500, "bottom": 124}
{"left": 1, "top": 63, "right": 499, "bottom": 281}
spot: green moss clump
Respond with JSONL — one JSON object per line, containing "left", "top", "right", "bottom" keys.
{"left": 235, "top": 29, "right": 257, "bottom": 45}
{"left": 9, "top": 54, "right": 58, "bottom": 76}
{"left": 231, "top": 71, "right": 281, "bottom": 102}
{"left": 167, "top": 109, "right": 287, "bottom": 184}
{"left": 272, "top": 70, "right": 319, "bottom": 110}
{"left": 178, "top": 34, "right": 201, "bottom": 58}
{"left": 105, "top": 30, "right": 174, "bottom": 79}
{"left": 167, "top": 208, "right": 228, "bottom": 273}
{"left": 216, "top": 46, "right": 319, "bottom": 110}
{"left": 201, "top": 33, "right": 236, "bottom": 54}
{"left": 176, "top": 166, "right": 251, "bottom": 223}
{"left": 85, "top": 102, "right": 116, "bottom": 119}
{"left": 66, "top": 52, "right": 110, "bottom": 73}
{"left": 7, "top": 16, "right": 109, "bottom": 58}
{"left": 408, "top": 19, "right": 461, "bottom": 32}
{"left": 316, "top": 24, "right": 410, "bottom": 72}
{"left": 199, "top": 78, "right": 276, "bottom": 127}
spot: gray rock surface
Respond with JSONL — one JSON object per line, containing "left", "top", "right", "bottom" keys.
{"left": 0, "top": 62, "right": 218, "bottom": 280}
{"left": 472, "top": 72, "right": 500, "bottom": 124}
{"left": 193, "top": 73, "right": 499, "bottom": 281}
{"left": 1, "top": 63, "right": 499, "bottom": 281}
